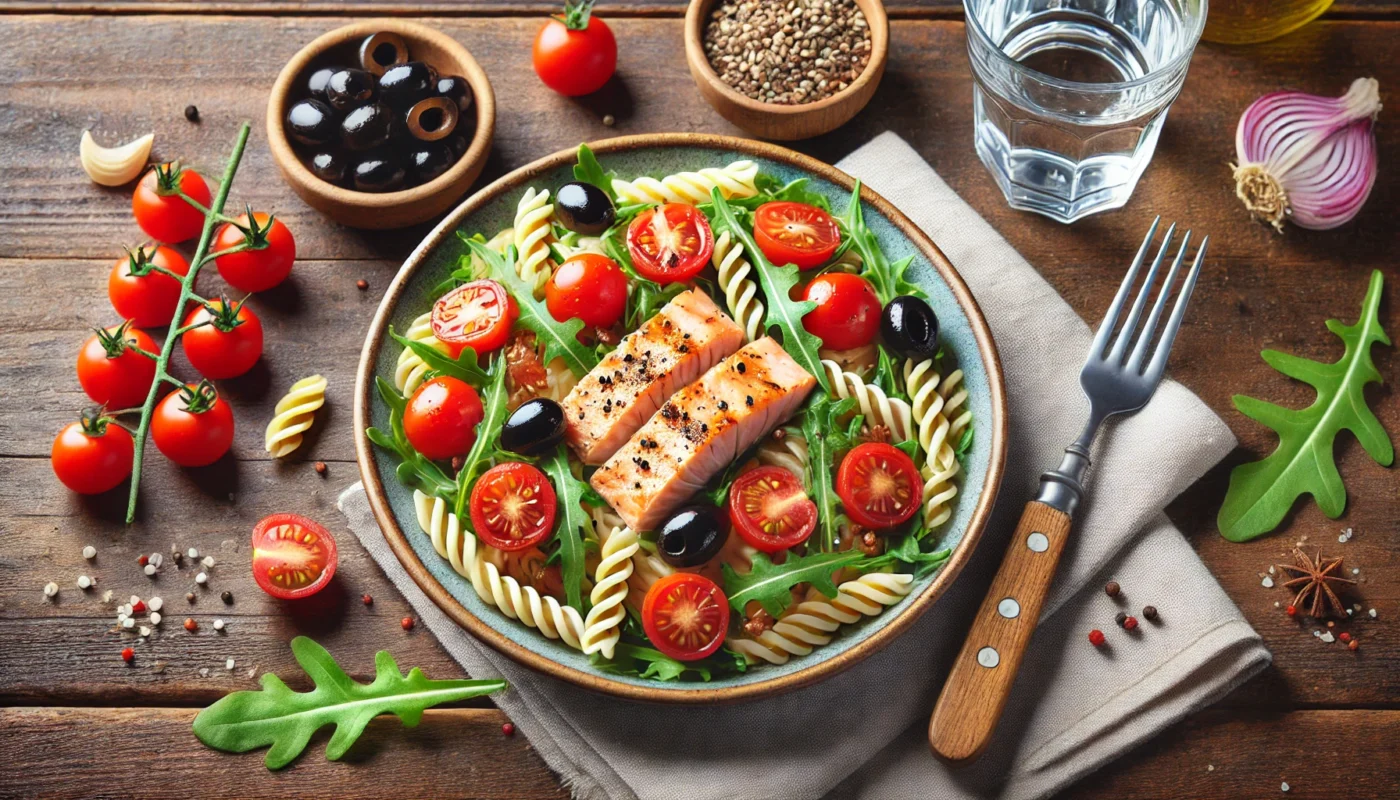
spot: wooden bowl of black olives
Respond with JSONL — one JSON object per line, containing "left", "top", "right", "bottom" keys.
{"left": 268, "top": 21, "right": 495, "bottom": 229}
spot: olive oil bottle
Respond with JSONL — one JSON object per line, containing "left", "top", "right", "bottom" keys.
{"left": 1203, "top": 0, "right": 1333, "bottom": 43}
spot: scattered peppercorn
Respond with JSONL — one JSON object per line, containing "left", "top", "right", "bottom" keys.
{"left": 1104, "top": 581, "right": 1121, "bottom": 598}
{"left": 502, "top": 722, "right": 516, "bottom": 736}
{"left": 184, "top": 104, "right": 199, "bottom": 122}
{"left": 356, "top": 279, "right": 369, "bottom": 291}
{"left": 1114, "top": 611, "right": 1128, "bottom": 628}
{"left": 401, "top": 617, "right": 414, "bottom": 631}
{"left": 314, "top": 461, "right": 328, "bottom": 475}
{"left": 1285, "top": 604, "right": 1298, "bottom": 617}
{"left": 121, "top": 647, "right": 135, "bottom": 663}
{"left": 221, "top": 590, "right": 234, "bottom": 605}
{"left": 1339, "top": 632, "right": 1351, "bottom": 643}
{"left": 186, "top": 592, "right": 197, "bottom": 603}
{"left": 1142, "top": 605, "right": 1159, "bottom": 622}
{"left": 362, "top": 594, "right": 374, "bottom": 606}
{"left": 1348, "top": 638, "right": 1360, "bottom": 651}
{"left": 1123, "top": 615, "right": 1139, "bottom": 631}
{"left": 183, "top": 618, "right": 198, "bottom": 632}
{"left": 772, "top": 428, "right": 785, "bottom": 440}
{"left": 601, "top": 114, "right": 615, "bottom": 127}
{"left": 1088, "top": 629, "right": 1106, "bottom": 647}
{"left": 138, "top": 555, "right": 149, "bottom": 567}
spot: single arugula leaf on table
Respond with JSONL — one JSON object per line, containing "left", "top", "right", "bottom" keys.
{"left": 365, "top": 377, "right": 457, "bottom": 502}
{"left": 453, "top": 356, "right": 512, "bottom": 518}
{"left": 800, "top": 393, "right": 863, "bottom": 551}
{"left": 540, "top": 443, "right": 598, "bottom": 613}
{"left": 1218, "top": 269, "right": 1393, "bottom": 542}
{"left": 388, "top": 326, "right": 490, "bottom": 387}
{"left": 708, "top": 187, "right": 831, "bottom": 394}
{"left": 723, "top": 549, "right": 866, "bottom": 618}
{"left": 839, "top": 180, "right": 923, "bottom": 306}
{"left": 192, "top": 637, "right": 505, "bottom": 770}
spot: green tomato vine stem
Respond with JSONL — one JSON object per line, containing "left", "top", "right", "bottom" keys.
{"left": 124, "top": 122, "right": 251, "bottom": 524}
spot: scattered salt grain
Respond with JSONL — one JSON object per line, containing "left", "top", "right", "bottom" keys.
{"left": 139, "top": 626, "right": 151, "bottom": 637}
{"left": 148, "top": 597, "right": 163, "bottom": 612}
{"left": 1261, "top": 576, "right": 1274, "bottom": 588}
{"left": 82, "top": 546, "right": 96, "bottom": 559}
{"left": 202, "top": 556, "right": 214, "bottom": 568}
{"left": 187, "top": 548, "right": 199, "bottom": 559}
{"left": 1313, "top": 630, "right": 1322, "bottom": 637}
{"left": 226, "top": 658, "right": 235, "bottom": 670}
{"left": 43, "top": 582, "right": 58, "bottom": 598}
{"left": 1320, "top": 632, "right": 1335, "bottom": 643}
{"left": 1369, "top": 608, "right": 1377, "bottom": 618}
{"left": 77, "top": 575, "right": 92, "bottom": 589}
{"left": 149, "top": 553, "right": 163, "bottom": 568}
{"left": 144, "top": 564, "right": 156, "bottom": 576}
{"left": 101, "top": 590, "right": 113, "bottom": 603}
{"left": 1273, "top": 601, "right": 1280, "bottom": 608}
{"left": 1268, "top": 566, "right": 1275, "bottom": 574}
{"left": 150, "top": 612, "right": 162, "bottom": 625}
{"left": 213, "top": 619, "right": 225, "bottom": 631}
{"left": 199, "top": 668, "right": 209, "bottom": 677}
{"left": 1351, "top": 568, "right": 1360, "bottom": 575}
{"left": 195, "top": 572, "right": 208, "bottom": 585}
{"left": 246, "top": 667, "right": 257, "bottom": 679}
{"left": 1207, "top": 765, "right": 1215, "bottom": 772}
{"left": 1347, "top": 609, "right": 1354, "bottom": 616}
{"left": 122, "top": 617, "right": 135, "bottom": 629}
{"left": 1281, "top": 782, "right": 1290, "bottom": 792}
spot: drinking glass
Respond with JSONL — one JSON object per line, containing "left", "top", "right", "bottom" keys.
{"left": 964, "top": 0, "right": 1207, "bottom": 223}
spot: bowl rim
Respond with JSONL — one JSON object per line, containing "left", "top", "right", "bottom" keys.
{"left": 682, "top": 0, "right": 889, "bottom": 119}
{"left": 266, "top": 19, "right": 496, "bottom": 208}
{"left": 353, "top": 133, "right": 1008, "bottom": 705}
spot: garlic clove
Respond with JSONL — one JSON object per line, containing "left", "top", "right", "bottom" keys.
{"left": 80, "top": 131, "right": 155, "bottom": 187}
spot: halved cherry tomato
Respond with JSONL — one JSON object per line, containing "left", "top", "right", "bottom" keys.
{"left": 213, "top": 212, "right": 296, "bottom": 293}
{"left": 642, "top": 572, "right": 730, "bottom": 662}
{"left": 729, "top": 466, "right": 817, "bottom": 553}
{"left": 802, "top": 272, "right": 881, "bottom": 351}
{"left": 151, "top": 382, "right": 235, "bottom": 467}
{"left": 181, "top": 298, "right": 264, "bottom": 380}
{"left": 251, "top": 513, "right": 338, "bottom": 600}
{"left": 51, "top": 412, "right": 134, "bottom": 495}
{"left": 403, "top": 376, "right": 484, "bottom": 461}
{"left": 545, "top": 253, "right": 627, "bottom": 329}
{"left": 626, "top": 203, "right": 714, "bottom": 284}
{"left": 836, "top": 442, "right": 923, "bottom": 529}
{"left": 108, "top": 246, "right": 191, "bottom": 328}
{"left": 77, "top": 322, "right": 159, "bottom": 410}
{"left": 754, "top": 201, "right": 841, "bottom": 270}
{"left": 431, "top": 280, "right": 516, "bottom": 357}
{"left": 469, "top": 462, "right": 557, "bottom": 552}
{"left": 133, "top": 163, "right": 211, "bottom": 244}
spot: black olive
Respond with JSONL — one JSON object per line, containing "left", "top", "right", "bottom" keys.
{"left": 555, "top": 181, "right": 615, "bottom": 235}
{"left": 325, "top": 68, "right": 377, "bottom": 111}
{"left": 286, "top": 99, "right": 337, "bottom": 147}
{"left": 881, "top": 296, "right": 941, "bottom": 361}
{"left": 359, "top": 31, "right": 409, "bottom": 76}
{"left": 352, "top": 154, "right": 406, "bottom": 193}
{"left": 658, "top": 506, "right": 729, "bottom": 568}
{"left": 434, "top": 75, "right": 475, "bottom": 112}
{"left": 308, "top": 151, "right": 347, "bottom": 184}
{"left": 500, "top": 399, "right": 566, "bottom": 456}
{"left": 378, "top": 61, "right": 438, "bottom": 110}
{"left": 340, "top": 102, "right": 395, "bottom": 151}
{"left": 306, "top": 67, "right": 336, "bottom": 100}
{"left": 445, "top": 134, "right": 469, "bottom": 159}
{"left": 407, "top": 142, "right": 454, "bottom": 185}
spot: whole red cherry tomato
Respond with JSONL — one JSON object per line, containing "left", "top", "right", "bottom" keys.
{"left": 213, "top": 212, "right": 296, "bottom": 293}
{"left": 403, "top": 376, "right": 485, "bottom": 461}
{"left": 107, "top": 246, "right": 191, "bottom": 328}
{"left": 181, "top": 298, "right": 264, "bottom": 380}
{"left": 545, "top": 253, "right": 627, "bottom": 329}
{"left": 51, "top": 411, "right": 134, "bottom": 495}
{"left": 532, "top": 4, "right": 617, "bottom": 96}
{"left": 802, "top": 272, "right": 882, "bottom": 351}
{"left": 132, "top": 163, "right": 211, "bottom": 244}
{"left": 151, "top": 381, "right": 235, "bottom": 467}
{"left": 76, "top": 322, "right": 159, "bottom": 409}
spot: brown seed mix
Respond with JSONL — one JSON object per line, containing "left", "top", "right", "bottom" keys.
{"left": 702, "top": 0, "right": 873, "bottom": 106}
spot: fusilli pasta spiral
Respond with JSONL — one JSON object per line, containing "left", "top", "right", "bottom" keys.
{"left": 581, "top": 526, "right": 638, "bottom": 659}
{"left": 822, "top": 359, "right": 914, "bottom": 442}
{"left": 712, "top": 231, "right": 764, "bottom": 341}
{"left": 730, "top": 572, "right": 914, "bottom": 665}
{"left": 513, "top": 188, "right": 556, "bottom": 297}
{"left": 394, "top": 311, "right": 443, "bottom": 396}
{"left": 611, "top": 161, "right": 760, "bottom": 205}
{"left": 264, "top": 375, "right": 326, "bottom": 458}
{"left": 756, "top": 433, "right": 808, "bottom": 477}
{"left": 904, "top": 358, "right": 973, "bottom": 529}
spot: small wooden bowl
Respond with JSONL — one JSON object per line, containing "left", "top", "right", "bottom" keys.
{"left": 267, "top": 21, "right": 495, "bottom": 230}
{"left": 684, "top": 0, "right": 887, "bottom": 141}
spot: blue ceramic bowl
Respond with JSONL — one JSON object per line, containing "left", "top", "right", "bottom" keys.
{"left": 354, "top": 135, "right": 1007, "bottom": 703}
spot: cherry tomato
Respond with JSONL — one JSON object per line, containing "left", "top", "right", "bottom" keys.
{"left": 403, "top": 376, "right": 484, "bottom": 461}
{"left": 545, "top": 253, "right": 627, "bottom": 329}
{"left": 133, "top": 163, "right": 211, "bottom": 244}
{"left": 626, "top": 203, "right": 714, "bottom": 284}
{"left": 469, "top": 462, "right": 558, "bottom": 552}
{"left": 802, "top": 272, "right": 881, "bottom": 351}
{"left": 728, "top": 466, "right": 818, "bottom": 553}
{"left": 77, "top": 323, "right": 158, "bottom": 409}
{"left": 836, "top": 442, "right": 923, "bottom": 529}
{"left": 181, "top": 299, "right": 264, "bottom": 380}
{"left": 51, "top": 414, "right": 133, "bottom": 495}
{"left": 151, "top": 382, "right": 235, "bottom": 467}
{"left": 251, "top": 513, "right": 338, "bottom": 600}
{"left": 431, "top": 280, "right": 516, "bottom": 357}
{"left": 642, "top": 572, "right": 730, "bottom": 662}
{"left": 213, "top": 213, "right": 297, "bottom": 293}
{"left": 754, "top": 201, "right": 841, "bottom": 270}
{"left": 107, "top": 246, "right": 191, "bottom": 328}
{"left": 532, "top": 11, "right": 617, "bottom": 97}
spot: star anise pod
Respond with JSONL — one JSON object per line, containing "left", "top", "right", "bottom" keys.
{"left": 1276, "top": 549, "right": 1356, "bottom": 619}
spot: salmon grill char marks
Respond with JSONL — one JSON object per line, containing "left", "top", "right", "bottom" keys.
{"left": 562, "top": 289, "right": 744, "bottom": 465}
{"left": 593, "top": 337, "right": 816, "bottom": 531}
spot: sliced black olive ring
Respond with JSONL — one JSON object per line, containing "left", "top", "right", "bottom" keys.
{"left": 359, "top": 31, "right": 409, "bottom": 77}
{"left": 405, "top": 96, "right": 459, "bottom": 142}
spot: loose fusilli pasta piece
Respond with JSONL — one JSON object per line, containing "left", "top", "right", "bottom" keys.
{"left": 730, "top": 572, "right": 914, "bottom": 665}
{"left": 904, "top": 358, "right": 973, "bottom": 528}
{"left": 611, "top": 161, "right": 759, "bottom": 205}
{"left": 394, "top": 311, "right": 444, "bottom": 396}
{"left": 821, "top": 359, "right": 914, "bottom": 442}
{"left": 581, "top": 527, "right": 638, "bottom": 659}
{"left": 712, "top": 231, "right": 764, "bottom": 341}
{"left": 513, "top": 188, "right": 556, "bottom": 296}
{"left": 264, "top": 375, "right": 326, "bottom": 458}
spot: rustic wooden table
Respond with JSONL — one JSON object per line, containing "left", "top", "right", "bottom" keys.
{"left": 0, "top": 2, "right": 1395, "bottom": 798}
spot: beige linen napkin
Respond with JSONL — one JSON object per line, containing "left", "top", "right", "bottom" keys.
{"left": 338, "top": 132, "right": 1268, "bottom": 800}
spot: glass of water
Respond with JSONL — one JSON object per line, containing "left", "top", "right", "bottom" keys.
{"left": 965, "top": 0, "right": 1207, "bottom": 222}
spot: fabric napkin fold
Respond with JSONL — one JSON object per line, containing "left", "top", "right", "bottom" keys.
{"left": 339, "top": 131, "right": 1269, "bottom": 800}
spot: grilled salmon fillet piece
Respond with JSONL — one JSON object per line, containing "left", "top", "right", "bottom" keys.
{"left": 593, "top": 337, "right": 816, "bottom": 531}
{"left": 562, "top": 289, "right": 743, "bottom": 465}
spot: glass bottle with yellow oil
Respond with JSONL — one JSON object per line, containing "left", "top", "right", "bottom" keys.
{"left": 1203, "top": 0, "right": 1332, "bottom": 43}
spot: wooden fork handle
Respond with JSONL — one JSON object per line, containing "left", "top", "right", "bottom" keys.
{"left": 929, "top": 500, "right": 1073, "bottom": 766}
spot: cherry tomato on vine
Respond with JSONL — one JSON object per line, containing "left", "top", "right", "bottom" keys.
{"left": 545, "top": 253, "right": 627, "bottom": 329}
{"left": 107, "top": 246, "right": 190, "bottom": 328}
{"left": 77, "top": 322, "right": 158, "bottom": 409}
{"left": 469, "top": 461, "right": 558, "bottom": 552}
{"left": 181, "top": 298, "right": 264, "bottom": 380}
{"left": 642, "top": 572, "right": 730, "bottom": 662}
{"left": 403, "top": 376, "right": 484, "bottom": 461}
{"left": 251, "top": 513, "right": 338, "bottom": 600}
{"left": 133, "top": 163, "right": 211, "bottom": 244}
{"left": 431, "top": 280, "right": 516, "bottom": 358}
{"left": 753, "top": 201, "right": 841, "bottom": 270}
{"left": 51, "top": 411, "right": 134, "bottom": 495}
{"left": 532, "top": 2, "right": 617, "bottom": 97}
{"left": 626, "top": 203, "right": 714, "bottom": 284}
{"left": 213, "top": 212, "right": 296, "bottom": 293}
{"left": 151, "top": 381, "right": 235, "bottom": 467}
{"left": 836, "top": 442, "right": 923, "bottom": 529}
{"left": 801, "top": 272, "right": 881, "bottom": 351}
{"left": 729, "top": 466, "right": 818, "bottom": 553}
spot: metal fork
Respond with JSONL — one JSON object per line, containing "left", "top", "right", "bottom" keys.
{"left": 928, "top": 218, "right": 1207, "bottom": 766}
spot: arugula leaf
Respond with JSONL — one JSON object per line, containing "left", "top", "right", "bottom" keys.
{"left": 954, "top": 426, "right": 974, "bottom": 463}
{"left": 708, "top": 187, "right": 831, "bottom": 393}
{"left": 701, "top": 437, "right": 768, "bottom": 507}
{"left": 592, "top": 643, "right": 747, "bottom": 682}
{"left": 723, "top": 550, "right": 864, "bottom": 617}
{"left": 600, "top": 222, "right": 686, "bottom": 329}
{"left": 874, "top": 345, "right": 909, "bottom": 403}
{"left": 469, "top": 240, "right": 599, "bottom": 377}
{"left": 840, "top": 181, "right": 923, "bottom": 305}
{"left": 800, "top": 393, "right": 861, "bottom": 551}
{"left": 540, "top": 444, "right": 595, "bottom": 612}
{"left": 389, "top": 326, "right": 489, "bottom": 387}
{"left": 573, "top": 143, "right": 616, "bottom": 202}
{"left": 453, "top": 357, "right": 511, "bottom": 518}
{"left": 1218, "top": 269, "right": 1393, "bottom": 542}
{"left": 366, "top": 378, "right": 457, "bottom": 502}
{"left": 867, "top": 531, "right": 951, "bottom": 578}
{"left": 192, "top": 636, "right": 504, "bottom": 770}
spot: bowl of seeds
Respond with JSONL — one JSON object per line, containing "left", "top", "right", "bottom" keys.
{"left": 685, "top": 0, "right": 887, "bottom": 141}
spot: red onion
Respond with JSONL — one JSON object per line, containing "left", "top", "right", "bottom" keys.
{"left": 1233, "top": 78, "right": 1381, "bottom": 232}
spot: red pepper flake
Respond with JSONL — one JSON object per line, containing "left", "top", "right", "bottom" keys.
{"left": 121, "top": 647, "right": 135, "bottom": 663}
{"left": 1348, "top": 638, "right": 1360, "bottom": 651}
{"left": 356, "top": 279, "right": 369, "bottom": 291}
{"left": 314, "top": 461, "right": 328, "bottom": 475}
{"left": 1339, "top": 632, "right": 1352, "bottom": 643}
{"left": 131, "top": 600, "right": 147, "bottom": 614}
{"left": 1285, "top": 604, "right": 1298, "bottom": 617}
{"left": 138, "top": 555, "right": 149, "bottom": 567}
{"left": 1123, "top": 615, "right": 1139, "bottom": 631}
{"left": 183, "top": 618, "right": 198, "bottom": 632}
{"left": 501, "top": 722, "right": 515, "bottom": 737}
{"left": 401, "top": 617, "right": 414, "bottom": 631}
{"left": 362, "top": 594, "right": 374, "bottom": 607}
{"left": 1088, "top": 629, "right": 1106, "bottom": 647}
